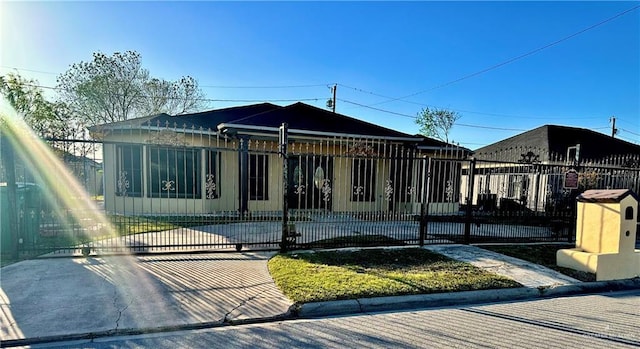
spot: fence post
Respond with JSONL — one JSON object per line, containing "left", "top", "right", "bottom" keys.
{"left": 419, "top": 156, "right": 431, "bottom": 247}
{"left": 279, "top": 123, "right": 289, "bottom": 253}
{"left": 464, "top": 158, "right": 476, "bottom": 244}
{"left": 1, "top": 134, "right": 19, "bottom": 259}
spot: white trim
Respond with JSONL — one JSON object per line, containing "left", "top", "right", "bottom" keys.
{"left": 94, "top": 125, "right": 225, "bottom": 137}
{"left": 217, "top": 123, "right": 422, "bottom": 142}
{"left": 418, "top": 145, "right": 470, "bottom": 152}
{"left": 418, "top": 146, "right": 454, "bottom": 151}
{"left": 96, "top": 122, "right": 423, "bottom": 142}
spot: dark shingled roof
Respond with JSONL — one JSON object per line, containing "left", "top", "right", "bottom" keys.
{"left": 93, "top": 102, "right": 455, "bottom": 146}
{"left": 473, "top": 125, "right": 640, "bottom": 161}
{"left": 92, "top": 103, "right": 281, "bottom": 131}
{"left": 223, "top": 102, "right": 414, "bottom": 138}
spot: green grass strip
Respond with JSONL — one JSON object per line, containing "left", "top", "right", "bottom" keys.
{"left": 268, "top": 248, "right": 521, "bottom": 303}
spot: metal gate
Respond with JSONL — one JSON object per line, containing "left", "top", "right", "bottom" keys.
{"left": 2, "top": 126, "right": 639, "bottom": 259}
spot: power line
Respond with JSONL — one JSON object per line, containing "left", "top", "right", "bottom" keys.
{"left": 201, "top": 98, "right": 323, "bottom": 103}
{"left": 452, "top": 109, "right": 601, "bottom": 121}
{"left": 367, "top": 4, "right": 640, "bottom": 107}
{"left": 338, "top": 83, "right": 412, "bottom": 104}
{"left": 339, "top": 98, "right": 528, "bottom": 132}
{"left": 16, "top": 82, "right": 322, "bottom": 103}
{"left": 338, "top": 98, "right": 416, "bottom": 119}
{"left": 456, "top": 141, "right": 487, "bottom": 146}
{"left": 17, "top": 83, "right": 57, "bottom": 91}
{"left": 338, "top": 83, "right": 602, "bottom": 120}
{"left": 617, "top": 135, "right": 639, "bottom": 144}
{"left": 0, "top": 66, "right": 58, "bottom": 75}
{"left": 616, "top": 118, "right": 640, "bottom": 127}
{"left": 3, "top": 67, "right": 629, "bottom": 124}
{"left": 455, "top": 123, "right": 525, "bottom": 132}
{"left": 200, "top": 83, "right": 330, "bottom": 89}
{"left": 2, "top": 65, "right": 332, "bottom": 90}
{"left": 10, "top": 81, "right": 633, "bottom": 134}
{"left": 225, "top": 106, "right": 284, "bottom": 124}
{"left": 620, "top": 128, "right": 640, "bottom": 137}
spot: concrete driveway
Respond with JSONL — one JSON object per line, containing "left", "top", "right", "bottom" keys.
{"left": 0, "top": 252, "right": 293, "bottom": 342}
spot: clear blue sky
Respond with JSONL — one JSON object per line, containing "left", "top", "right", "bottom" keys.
{"left": 2, "top": 1, "right": 638, "bottom": 149}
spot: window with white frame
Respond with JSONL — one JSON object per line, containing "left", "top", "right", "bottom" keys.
{"left": 249, "top": 154, "right": 268, "bottom": 200}
{"left": 351, "top": 158, "right": 376, "bottom": 202}
{"left": 147, "top": 146, "right": 201, "bottom": 198}
{"left": 115, "top": 145, "right": 142, "bottom": 197}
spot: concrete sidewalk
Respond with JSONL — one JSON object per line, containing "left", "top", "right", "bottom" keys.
{"left": 2, "top": 245, "right": 639, "bottom": 347}
{"left": 1, "top": 252, "right": 292, "bottom": 345}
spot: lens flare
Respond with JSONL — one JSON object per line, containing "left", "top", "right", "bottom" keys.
{"left": 1, "top": 98, "right": 166, "bottom": 340}
{"left": 1, "top": 99, "right": 118, "bottom": 249}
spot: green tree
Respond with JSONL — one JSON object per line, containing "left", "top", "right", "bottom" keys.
{"left": 56, "top": 50, "right": 207, "bottom": 126}
{"left": 0, "top": 73, "right": 67, "bottom": 139}
{"left": 142, "top": 76, "right": 204, "bottom": 116}
{"left": 415, "top": 107, "right": 461, "bottom": 143}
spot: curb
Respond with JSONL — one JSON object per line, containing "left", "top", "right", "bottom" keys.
{"left": 3, "top": 279, "right": 639, "bottom": 348}
{"left": 0, "top": 313, "right": 294, "bottom": 348}
{"left": 539, "top": 278, "right": 640, "bottom": 297}
{"left": 296, "top": 278, "right": 640, "bottom": 318}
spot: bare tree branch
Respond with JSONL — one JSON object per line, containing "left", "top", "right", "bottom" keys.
{"left": 415, "top": 107, "right": 461, "bottom": 143}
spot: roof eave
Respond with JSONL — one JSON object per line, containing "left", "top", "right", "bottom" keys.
{"left": 217, "top": 123, "right": 423, "bottom": 142}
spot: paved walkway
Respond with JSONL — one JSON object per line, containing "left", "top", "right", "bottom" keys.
{"left": 423, "top": 244, "right": 580, "bottom": 287}
{"left": 1, "top": 244, "right": 636, "bottom": 346}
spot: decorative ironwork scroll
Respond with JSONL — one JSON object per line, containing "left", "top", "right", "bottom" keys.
{"left": 384, "top": 180, "right": 394, "bottom": 201}
{"left": 147, "top": 130, "right": 188, "bottom": 146}
{"left": 205, "top": 174, "right": 217, "bottom": 199}
{"left": 321, "top": 179, "right": 332, "bottom": 202}
{"left": 117, "top": 171, "right": 130, "bottom": 196}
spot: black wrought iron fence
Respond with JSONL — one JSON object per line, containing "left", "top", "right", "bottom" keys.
{"left": 454, "top": 151, "right": 640, "bottom": 244}
{"left": 2, "top": 124, "right": 639, "bottom": 259}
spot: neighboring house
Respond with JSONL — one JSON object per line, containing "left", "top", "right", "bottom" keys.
{"left": 58, "top": 152, "right": 104, "bottom": 197}
{"left": 461, "top": 125, "right": 640, "bottom": 212}
{"left": 91, "top": 102, "right": 465, "bottom": 216}
{"left": 0, "top": 147, "right": 103, "bottom": 197}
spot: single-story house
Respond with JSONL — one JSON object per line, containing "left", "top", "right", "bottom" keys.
{"left": 91, "top": 102, "right": 467, "bottom": 216}
{"left": 461, "top": 124, "right": 640, "bottom": 212}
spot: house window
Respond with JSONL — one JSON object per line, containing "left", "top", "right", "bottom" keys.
{"left": 352, "top": 158, "right": 376, "bottom": 202}
{"left": 148, "top": 146, "right": 201, "bottom": 199}
{"left": 249, "top": 154, "right": 268, "bottom": 200}
{"left": 205, "top": 150, "right": 220, "bottom": 199}
{"left": 116, "top": 145, "right": 142, "bottom": 197}
{"left": 507, "top": 174, "right": 528, "bottom": 200}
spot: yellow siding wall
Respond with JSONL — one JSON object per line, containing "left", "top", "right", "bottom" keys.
{"left": 101, "top": 131, "right": 437, "bottom": 215}
{"left": 103, "top": 131, "right": 242, "bottom": 215}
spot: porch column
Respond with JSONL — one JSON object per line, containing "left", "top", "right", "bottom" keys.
{"left": 238, "top": 136, "right": 249, "bottom": 215}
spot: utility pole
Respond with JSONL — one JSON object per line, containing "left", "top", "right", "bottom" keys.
{"left": 611, "top": 116, "right": 617, "bottom": 138}
{"left": 326, "top": 84, "right": 337, "bottom": 113}
{"left": 333, "top": 84, "right": 337, "bottom": 113}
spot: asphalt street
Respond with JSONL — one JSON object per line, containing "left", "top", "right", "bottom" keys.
{"left": 32, "top": 289, "right": 640, "bottom": 349}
